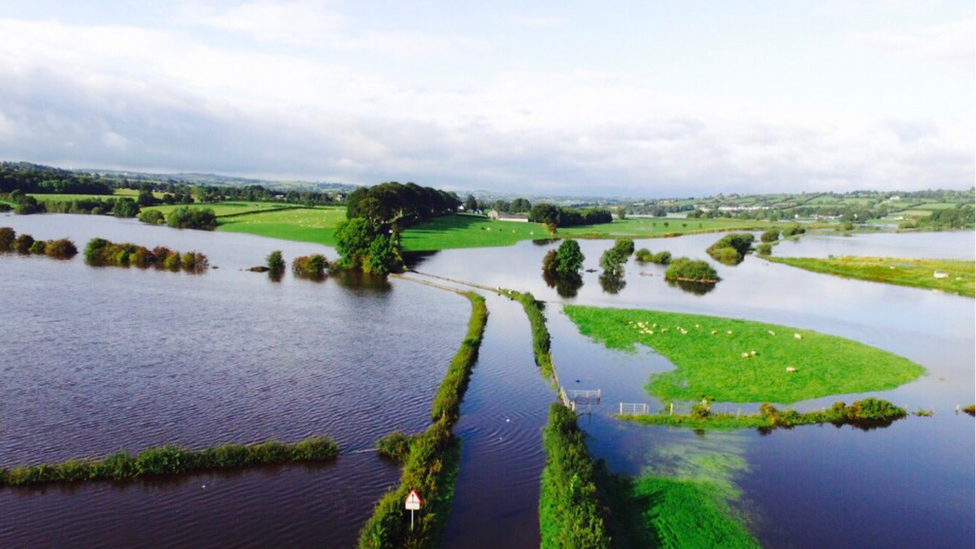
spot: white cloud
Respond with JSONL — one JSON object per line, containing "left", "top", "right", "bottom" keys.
{"left": 512, "top": 16, "right": 562, "bottom": 27}
{"left": 178, "top": 1, "right": 348, "bottom": 45}
{"left": 0, "top": 13, "right": 971, "bottom": 196}
{"left": 852, "top": 21, "right": 975, "bottom": 70}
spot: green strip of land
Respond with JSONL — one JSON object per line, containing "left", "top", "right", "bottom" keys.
{"left": 564, "top": 305, "right": 925, "bottom": 403}
{"left": 767, "top": 256, "right": 975, "bottom": 297}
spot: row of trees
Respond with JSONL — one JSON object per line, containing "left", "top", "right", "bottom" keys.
{"left": 347, "top": 182, "right": 460, "bottom": 226}
{"left": 0, "top": 228, "right": 78, "bottom": 259}
{"left": 529, "top": 204, "right": 613, "bottom": 228}
{"left": 0, "top": 162, "right": 113, "bottom": 195}
{"left": 84, "top": 238, "right": 209, "bottom": 273}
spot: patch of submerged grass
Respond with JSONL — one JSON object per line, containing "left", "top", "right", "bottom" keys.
{"left": 564, "top": 305, "right": 925, "bottom": 403}
{"left": 0, "top": 436, "right": 338, "bottom": 487}
{"left": 376, "top": 431, "right": 415, "bottom": 464}
{"left": 599, "top": 431, "right": 758, "bottom": 549}
{"left": 621, "top": 398, "right": 910, "bottom": 431}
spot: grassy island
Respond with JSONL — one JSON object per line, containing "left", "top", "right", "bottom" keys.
{"left": 564, "top": 306, "right": 925, "bottom": 403}
{"left": 767, "top": 256, "right": 975, "bottom": 297}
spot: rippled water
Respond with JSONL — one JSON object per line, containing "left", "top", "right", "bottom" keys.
{"left": 410, "top": 230, "right": 975, "bottom": 548}
{"left": 2, "top": 214, "right": 973, "bottom": 548}
{"left": 0, "top": 214, "right": 470, "bottom": 547}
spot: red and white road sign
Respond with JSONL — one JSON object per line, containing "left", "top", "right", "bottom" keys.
{"left": 405, "top": 490, "right": 422, "bottom": 511}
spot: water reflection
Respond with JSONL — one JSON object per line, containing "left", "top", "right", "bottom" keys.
{"left": 543, "top": 271, "right": 584, "bottom": 298}
{"left": 668, "top": 279, "right": 716, "bottom": 296}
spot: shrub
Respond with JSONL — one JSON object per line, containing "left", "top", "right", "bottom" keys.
{"left": 44, "top": 238, "right": 78, "bottom": 259}
{"left": 138, "top": 209, "right": 166, "bottom": 225}
{"left": 84, "top": 238, "right": 205, "bottom": 273}
{"left": 756, "top": 243, "right": 772, "bottom": 256}
{"left": 782, "top": 224, "right": 806, "bottom": 237}
{"left": 706, "top": 233, "right": 754, "bottom": 265}
{"left": 112, "top": 198, "right": 140, "bottom": 218}
{"left": 167, "top": 207, "right": 218, "bottom": 230}
{"left": 13, "top": 234, "right": 34, "bottom": 254}
{"left": 266, "top": 250, "right": 285, "bottom": 278}
{"left": 600, "top": 238, "right": 634, "bottom": 276}
{"left": 635, "top": 249, "right": 670, "bottom": 264}
{"left": 181, "top": 251, "right": 210, "bottom": 273}
{"left": 292, "top": 254, "right": 329, "bottom": 279}
{"left": 28, "top": 240, "right": 47, "bottom": 255}
{"left": 665, "top": 257, "right": 719, "bottom": 283}
{"left": 0, "top": 227, "right": 15, "bottom": 252}
{"left": 760, "top": 229, "right": 780, "bottom": 243}
{"left": 376, "top": 431, "right": 413, "bottom": 463}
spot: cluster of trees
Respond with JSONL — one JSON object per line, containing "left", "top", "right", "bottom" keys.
{"left": 706, "top": 233, "right": 755, "bottom": 265}
{"left": 665, "top": 257, "right": 719, "bottom": 283}
{"left": 529, "top": 204, "right": 613, "bottom": 229}
{"left": 782, "top": 224, "right": 806, "bottom": 237}
{"left": 488, "top": 197, "right": 533, "bottom": 213}
{"left": 915, "top": 205, "right": 975, "bottom": 230}
{"left": 347, "top": 182, "right": 460, "bottom": 226}
{"left": 292, "top": 254, "right": 329, "bottom": 280}
{"left": 0, "top": 162, "right": 113, "bottom": 195}
{"left": 164, "top": 207, "right": 218, "bottom": 230}
{"left": 5, "top": 191, "right": 141, "bottom": 217}
{"left": 635, "top": 248, "right": 671, "bottom": 264}
{"left": 84, "top": 238, "right": 209, "bottom": 272}
{"left": 0, "top": 228, "right": 78, "bottom": 259}
{"left": 542, "top": 240, "right": 585, "bottom": 297}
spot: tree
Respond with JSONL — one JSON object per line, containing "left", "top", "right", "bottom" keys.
{"left": 464, "top": 194, "right": 478, "bottom": 212}
{"left": 760, "top": 229, "right": 780, "bottom": 243}
{"left": 0, "top": 227, "right": 15, "bottom": 252}
{"left": 112, "top": 198, "right": 140, "bottom": 218}
{"left": 167, "top": 207, "right": 217, "bottom": 230}
{"left": 510, "top": 198, "right": 532, "bottom": 213}
{"left": 555, "top": 240, "right": 585, "bottom": 274}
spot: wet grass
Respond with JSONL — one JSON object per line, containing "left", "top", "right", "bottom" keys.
{"left": 540, "top": 403, "right": 611, "bottom": 549}
{"left": 358, "top": 291, "right": 487, "bottom": 549}
{"left": 564, "top": 305, "right": 925, "bottom": 403}
{"left": 0, "top": 436, "right": 338, "bottom": 486}
{"left": 767, "top": 256, "right": 975, "bottom": 297}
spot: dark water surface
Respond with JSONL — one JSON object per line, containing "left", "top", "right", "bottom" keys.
{"left": 410, "top": 231, "right": 975, "bottom": 548}
{"left": 2, "top": 215, "right": 973, "bottom": 548}
{"left": 0, "top": 214, "right": 470, "bottom": 548}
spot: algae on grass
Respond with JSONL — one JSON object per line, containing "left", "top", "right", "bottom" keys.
{"left": 600, "top": 432, "right": 759, "bottom": 549}
{"left": 564, "top": 305, "right": 925, "bottom": 403}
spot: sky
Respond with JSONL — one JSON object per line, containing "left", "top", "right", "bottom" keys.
{"left": 0, "top": 1, "right": 972, "bottom": 198}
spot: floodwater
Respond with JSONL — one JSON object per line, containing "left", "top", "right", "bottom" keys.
{"left": 2, "top": 214, "right": 974, "bottom": 548}
{"left": 409, "top": 230, "right": 975, "bottom": 548}
{"left": 0, "top": 214, "right": 471, "bottom": 547}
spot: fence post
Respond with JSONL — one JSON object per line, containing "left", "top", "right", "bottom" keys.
{"left": 669, "top": 403, "right": 674, "bottom": 416}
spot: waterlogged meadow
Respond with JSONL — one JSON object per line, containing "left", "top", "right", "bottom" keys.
{"left": 564, "top": 306, "right": 925, "bottom": 403}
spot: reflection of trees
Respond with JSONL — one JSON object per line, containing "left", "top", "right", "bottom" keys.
{"left": 543, "top": 271, "right": 584, "bottom": 298}
{"left": 667, "top": 280, "right": 716, "bottom": 296}
{"left": 332, "top": 270, "right": 392, "bottom": 291}
{"left": 599, "top": 272, "right": 626, "bottom": 294}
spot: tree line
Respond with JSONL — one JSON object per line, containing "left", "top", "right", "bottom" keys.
{"left": 84, "top": 238, "right": 209, "bottom": 273}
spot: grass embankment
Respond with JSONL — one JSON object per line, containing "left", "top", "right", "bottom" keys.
{"left": 499, "top": 290, "right": 554, "bottom": 381}
{"left": 622, "top": 398, "right": 908, "bottom": 431}
{"left": 358, "top": 292, "right": 487, "bottom": 549}
{"left": 767, "top": 256, "right": 975, "bottom": 298}
{"left": 540, "top": 403, "right": 611, "bottom": 548}
{"left": 0, "top": 435, "right": 338, "bottom": 487}
{"left": 145, "top": 201, "right": 301, "bottom": 218}
{"left": 564, "top": 306, "right": 925, "bottom": 403}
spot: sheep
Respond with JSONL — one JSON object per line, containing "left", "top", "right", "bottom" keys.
{"left": 750, "top": 350, "right": 757, "bottom": 356}
{"left": 711, "top": 330, "right": 718, "bottom": 335}
{"left": 768, "top": 330, "right": 776, "bottom": 336}
{"left": 726, "top": 330, "right": 733, "bottom": 335}
{"left": 794, "top": 333, "right": 802, "bottom": 340}
{"left": 742, "top": 353, "right": 750, "bottom": 359}
{"left": 786, "top": 367, "right": 797, "bottom": 373}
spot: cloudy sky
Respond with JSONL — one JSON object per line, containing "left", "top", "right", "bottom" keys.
{"left": 0, "top": 1, "right": 972, "bottom": 197}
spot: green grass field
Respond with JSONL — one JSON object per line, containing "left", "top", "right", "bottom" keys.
{"left": 144, "top": 201, "right": 297, "bottom": 218}
{"left": 399, "top": 214, "right": 796, "bottom": 252}
{"left": 564, "top": 305, "right": 925, "bottom": 403}
{"left": 217, "top": 206, "right": 346, "bottom": 245}
{"left": 768, "top": 256, "right": 975, "bottom": 297}
{"left": 27, "top": 189, "right": 162, "bottom": 202}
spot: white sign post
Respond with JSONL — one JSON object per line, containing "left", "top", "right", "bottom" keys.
{"left": 405, "top": 490, "right": 422, "bottom": 530}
